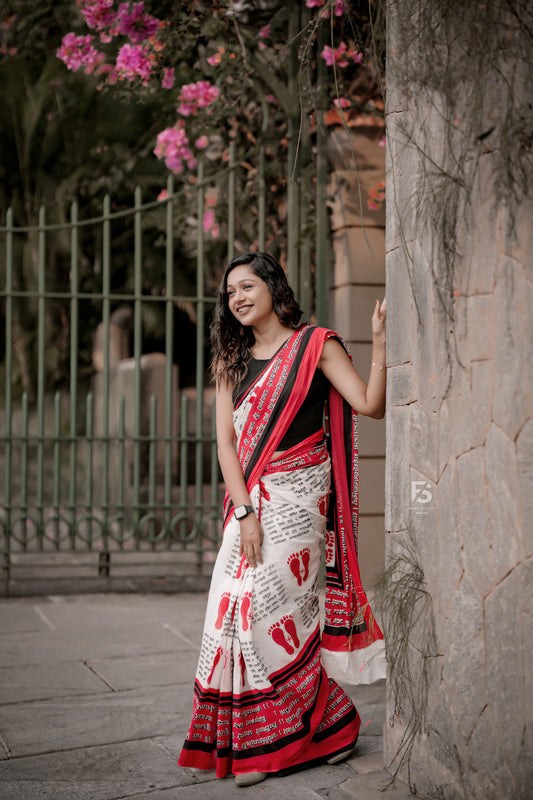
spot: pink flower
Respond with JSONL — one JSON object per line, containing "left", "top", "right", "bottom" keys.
{"left": 116, "top": 1, "right": 160, "bottom": 44}
{"left": 259, "top": 24, "right": 270, "bottom": 38}
{"left": 154, "top": 125, "right": 195, "bottom": 174}
{"left": 203, "top": 210, "right": 215, "bottom": 232}
{"left": 305, "top": 0, "right": 325, "bottom": 7}
{"left": 177, "top": 81, "right": 220, "bottom": 117}
{"left": 379, "top": 135, "right": 386, "bottom": 146}
{"left": 115, "top": 42, "right": 152, "bottom": 84}
{"left": 195, "top": 135, "right": 209, "bottom": 149}
{"left": 161, "top": 67, "right": 175, "bottom": 89}
{"left": 207, "top": 52, "right": 222, "bottom": 66}
{"left": 334, "top": 0, "right": 346, "bottom": 15}
{"left": 157, "top": 189, "right": 168, "bottom": 201}
{"left": 333, "top": 96, "right": 350, "bottom": 109}
{"left": 57, "top": 33, "right": 104, "bottom": 73}
{"left": 79, "top": 0, "right": 117, "bottom": 32}
{"left": 321, "top": 42, "right": 362, "bottom": 68}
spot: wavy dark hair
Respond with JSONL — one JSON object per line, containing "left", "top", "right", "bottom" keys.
{"left": 210, "top": 251, "right": 304, "bottom": 386}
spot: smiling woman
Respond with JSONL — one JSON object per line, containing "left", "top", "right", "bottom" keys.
{"left": 178, "top": 251, "right": 387, "bottom": 786}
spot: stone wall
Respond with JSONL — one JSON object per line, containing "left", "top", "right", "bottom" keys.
{"left": 384, "top": 2, "right": 532, "bottom": 798}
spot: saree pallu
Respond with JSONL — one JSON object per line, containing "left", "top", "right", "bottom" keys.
{"left": 178, "top": 326, "right": 385, "bottom": 777}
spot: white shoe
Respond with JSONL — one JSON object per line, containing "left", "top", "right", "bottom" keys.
{"left": 326, "top": 747, "right": 355, "bottom": 765}
{"left": 235, "top": 771, "right": 267, "bottom": 786}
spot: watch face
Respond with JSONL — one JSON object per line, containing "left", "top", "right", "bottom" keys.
{"left": 235, "top": 506, "right": 245, "bottom": 519}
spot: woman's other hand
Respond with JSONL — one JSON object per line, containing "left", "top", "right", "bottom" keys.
{"left": 372, "top": 297, "right": 386, "bottom": 340}
{"left": 239, "top": 514, "right": 263, "bottom": 568}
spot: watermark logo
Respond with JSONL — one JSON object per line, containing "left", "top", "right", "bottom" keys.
{"left": 411, "top": 480, "right": 434, "bottom": 514}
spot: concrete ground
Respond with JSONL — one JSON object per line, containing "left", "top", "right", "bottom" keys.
{"left": 0, "top": 593, "right": 413, "bottom": 800}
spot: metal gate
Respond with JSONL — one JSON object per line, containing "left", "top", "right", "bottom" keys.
{"left": 1, "top": 111, "right": 330, "bottom": 596}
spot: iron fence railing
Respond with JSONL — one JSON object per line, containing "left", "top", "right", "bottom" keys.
{"left": 1, "top": 58, "right": 330, "bottom": 596}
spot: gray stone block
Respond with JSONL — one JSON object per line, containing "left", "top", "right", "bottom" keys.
{"left": 387, "top": 364, "right": 414, "bottom": 407}
{"left": 469, "top": 359, "right": 493, "bottom": 447}
{"left": 385, "top": 247, "right": 414, "bottom": 367}
{"left": 440, "top": 575, "right": 486, "bottom": 739}
{"left": 483, "top": 562, "right": 529, "bottom": 787}
{"left": 517, "top": 418, "right": 533, "bottom": 555}
{"left": 492, "top": 256, "right": 529, "bottom": 439}
{"left": 483, "top": 424, "right": 523, "bottom": 576}
{"left": 409, "top": 403, "right": 439, "bottom": 484}
{"left": 385, "top": 405, "right": 410, "bottom": 532}
{"left": 456, "top": 447, "right": 497, "bottom": 596}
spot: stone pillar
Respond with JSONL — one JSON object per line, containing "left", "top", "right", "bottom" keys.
{"left": 328, "top": 126, "right": 386, "bottom": 588}
{"left": 385, "top": 1, "right": 532, "bottom": 797}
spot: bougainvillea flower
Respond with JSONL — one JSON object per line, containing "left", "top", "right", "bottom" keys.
{"left": 57, "top": 33, "right": 105, "bottom": 73}
{"left": 154, "top": 125, "right": 195, "bottom": 174}
{"left": 195, "top": 135, "right": 209, "bottom": 149}
{"left": 115, "top": 42, "right": 152, "bottom": 83}
{"left": 333, "top": 96, "right": 350, "bottom": 109}
{"left": 116, "top": 2, "right": 159, "bottom": 44}
{"left": 79, "top": 0, "right": 117, "bottom": 32}
{"left": 161, "top": 67, "right": 175, "bottom": 89}
{"left": 207, "top": 52, "right": 222, "bottom": 66}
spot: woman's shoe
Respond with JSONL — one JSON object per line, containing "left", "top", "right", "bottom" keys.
{"left": 326, "top": 747, "right": 355, "bottom": 765}
{"left": 235, "top": 771, "right": 267, "bottom": 787}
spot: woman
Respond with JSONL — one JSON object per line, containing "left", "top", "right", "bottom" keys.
{"left": 178, "top": 252, "right": 386, "bottom": 787}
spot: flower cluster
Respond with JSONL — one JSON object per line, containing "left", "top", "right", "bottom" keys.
{"left": 58, "top": 1, "right": 167, "bottom": 87}
{"left": 114, "top": 42, "right": 152, "bottom": 84}
{"left": 153, "top": 122, "right": 196, "bottom": 174}
{"left": 57, "top": 33, "right": 104, "bottom": 73}
{"left": 321, "top": 41, "right": 362, "bottom": 67}
{"left": 177, "top": 81, "right": 220, "bottom": 117}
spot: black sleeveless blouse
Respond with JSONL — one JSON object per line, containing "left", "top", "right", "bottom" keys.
{"left": 233, "top": 356, "right": 329, "bottom": 450}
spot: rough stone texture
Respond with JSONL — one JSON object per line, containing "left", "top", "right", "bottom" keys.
{"left": 385, "top": 2, "right": 532, "bottom": 797}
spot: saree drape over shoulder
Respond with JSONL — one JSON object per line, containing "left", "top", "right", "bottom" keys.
{"left": 178, "top": 326, "right": 385, "bottom": 778}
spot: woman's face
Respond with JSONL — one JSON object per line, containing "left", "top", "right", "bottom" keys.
{"left": 225, "top": 264, "right": 274, "bottom": 327}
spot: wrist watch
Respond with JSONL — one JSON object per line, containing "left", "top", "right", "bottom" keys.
{"left": 234, "top": 504, "right": 254, "bottom": 520}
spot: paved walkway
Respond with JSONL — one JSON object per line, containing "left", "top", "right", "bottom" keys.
{"left": 0, "top": 593, "right": 412, "bottom": 800}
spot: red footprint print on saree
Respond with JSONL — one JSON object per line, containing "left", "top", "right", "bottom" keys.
{"left": 215, "top": 592, "right": 231, "bottom": 630}
{"left": 268, "top": 614, "right": 300, "bottom": 654}
{"left": 287, "top": 548, "right": 311, "bottom": 585}
{"left": 240, "top": 592, "right": 252, "bottom": 631}
{"left": 287, "top": 552, "right": 303, "bottom": 585}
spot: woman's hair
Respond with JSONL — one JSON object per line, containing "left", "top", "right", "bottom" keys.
{"left": 210, "top": 251, "right": 304, "bottom": 386}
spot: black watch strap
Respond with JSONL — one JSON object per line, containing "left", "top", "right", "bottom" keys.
{"left": 235, "top": 504, "right": 254, "bottom": 520}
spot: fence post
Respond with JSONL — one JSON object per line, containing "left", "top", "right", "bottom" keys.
{"left": 3, "top": 208, "right": 13, "bottom": 591}
{"left": 315, "top": 22, "right": 329, "bottom": 327}
{"left": 287, "top": 3, "right": 301, "bottom": 293}
{"left": 69, "top": 201, "right": 79, "bottom": 550}
{"left": 196, "top": 160, "right": 206, "bottom": 572}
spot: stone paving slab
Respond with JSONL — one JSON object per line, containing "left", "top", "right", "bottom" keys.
{"left": 87, "top": 649, "right": 200, "bottom": 691}
{"left": 0, "top": 661, "right": 110, "bottom": 704}
{"left": 0, "top": 603, "right": 50, "bottom": 635}
{"left": 0, "top": 685, "right": 190, "bottom": 758}
{"left": 0, "top": 735, "right": 193, "bottom": 800}
{"left": 326, "top": 770, "right": 414, "bottom": 800}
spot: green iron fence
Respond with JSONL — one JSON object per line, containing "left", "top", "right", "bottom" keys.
{"left": 1, "top": 96, "right": 330, "bottom": 598}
